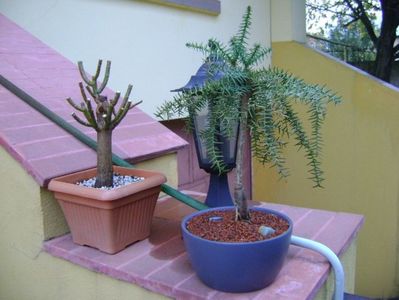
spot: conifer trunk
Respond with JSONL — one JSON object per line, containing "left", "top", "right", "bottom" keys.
{"left": 234, "top": 92, "right": 250, "bottom": 220}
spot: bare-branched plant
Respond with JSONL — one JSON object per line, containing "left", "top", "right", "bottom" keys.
{"left": 67, "top": 60, "right": 141, "bottom": 187}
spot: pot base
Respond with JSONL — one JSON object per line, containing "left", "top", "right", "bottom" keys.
{"left": 58, "top": 186, "right": 161, "bottom": 253}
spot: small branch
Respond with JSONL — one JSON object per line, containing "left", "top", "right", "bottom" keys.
{"left": 85, "top": 99, "right": 97, "bottom": 127}
{"left": 110, "top": 91, "right": 121, "bottom": 107}
{"left": 343, "top": 16, "right": 360, "bottom": 27}
{"left": 118, "top": 95, "right": 130, "bottom": 115}
{"left": 78, "top": 82, "right": 90, "bottom": 104}
{"left": 85, "top": 84, "right": 96, "bottom": 100}
{"left": 77, "top": 61, "right": 92, "bottom": 86}
{"left": 88, "top": 60, "right": 103, "bottom": 94}
{"left": 98, "top": 60, "right": 111, "bottom": 94}
{"left": 66, "top": 97, "right": 85, "bottom": 112}
{"left": 109, "top": 84, "right": 133, "bottom": 128}
{"left": 111, "top": 100, "right": 141, "bottom": 129}
{"left": 106, "top": 92, "right": 120, "bottom": 126}
{"left": 82, "top": 109, "right": 99, "bottom": 130}
{"left": 306, "top": 3, "right": 355, "bottom": 18}
{"left": 129, "top": 100, "right": 142, "bottom": 110}
{"left": 110, "top": 106, "right": 129, "bottom": 129}
{"left": 71, "top": 113, "right": 93, "bottom": 128}
{"left": 76, "top": 82, "right": 98, "bottom": 128}
{"left": 93, "top": 59, "right": 103, "bottom": 81}
{"left": 123, "top": 84, "right": 133, "bottom": 103}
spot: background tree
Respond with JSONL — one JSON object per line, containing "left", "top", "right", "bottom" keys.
{"left": 329, "top": 18, "right": 376, "bottom": 62}
{"left": 307, "top": 0, "right": 399, "bottom": 82}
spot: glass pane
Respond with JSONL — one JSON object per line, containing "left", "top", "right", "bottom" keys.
{"left": 194, "top": 104, "right": 210, "bottom": 164}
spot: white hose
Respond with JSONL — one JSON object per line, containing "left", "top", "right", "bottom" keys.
{"left": 290, "top": 235, "right": 344, "bottom": 300}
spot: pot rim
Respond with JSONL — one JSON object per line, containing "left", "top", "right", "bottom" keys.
{"left": 181, "top": 205, "right": 293, "bottom": 246}
{"left": 48, "top": 166, "right": 166, "bottom": 201}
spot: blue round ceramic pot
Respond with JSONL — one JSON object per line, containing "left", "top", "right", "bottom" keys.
{"left": 181, "top": 206, "right": 293, "bottom": 293}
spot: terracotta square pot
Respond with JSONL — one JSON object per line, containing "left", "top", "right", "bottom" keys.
{"left": 48, "top": 166, "right": 166, "bottom": 254}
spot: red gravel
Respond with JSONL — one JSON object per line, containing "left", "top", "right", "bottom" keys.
{"left": 186, "top": 209, "right": 290, "bottom": 243}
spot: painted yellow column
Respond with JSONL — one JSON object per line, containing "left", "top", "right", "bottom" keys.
{"left": 271, "top": 0, "right": 306, "bottom": 43}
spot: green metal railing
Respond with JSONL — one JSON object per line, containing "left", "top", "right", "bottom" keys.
{"left": 0, "top": 75, "right": 208, "bottom": 211}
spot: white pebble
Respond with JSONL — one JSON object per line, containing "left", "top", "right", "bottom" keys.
{"left": 259, "top": 226, "right": 275, "bottom": 237}
{"left": 76, "top": 173, "right": 144, "bottom": 190}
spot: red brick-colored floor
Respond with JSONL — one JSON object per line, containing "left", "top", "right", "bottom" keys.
{"left": 44, "top": 192, "right": 363, "bottom": 299}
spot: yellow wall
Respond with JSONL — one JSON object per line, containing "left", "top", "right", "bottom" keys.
{"left": 0, "top": 146, "right": 177, "bottom": 299}
{"left": 254, "top": 41, "right": 399, "bottom": 298}
{"left": 135, "top": 152, "right": 179, "bottom": 189}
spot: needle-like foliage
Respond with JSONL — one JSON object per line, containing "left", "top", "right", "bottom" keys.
{"left": 156, "top": 6, "right": 341, "bottom": 220}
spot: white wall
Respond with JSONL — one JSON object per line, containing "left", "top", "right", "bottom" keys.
{"left": 0, "top": 0, "right": 270, "bottom": 116}
{"left": 271, "top": 0, "right": 306, "bottom": 43}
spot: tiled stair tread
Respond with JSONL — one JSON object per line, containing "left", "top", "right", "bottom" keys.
{"left": 43, "top": 192, "right": 364, "bottom": 299}
{"left": 0, "top": 14, "right": 187, "bottom": 187}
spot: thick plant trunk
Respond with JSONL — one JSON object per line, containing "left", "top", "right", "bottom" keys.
{"left": 95, "top": 129, "right": 113, "bottom": 188}
{"left": 234, "top": 93, "right": 250, "bottom": 221}
{"left": 374, "top": 0, "right": 399, "bottom": 81}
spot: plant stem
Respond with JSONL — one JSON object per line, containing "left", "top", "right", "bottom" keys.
{"left": 234, "top": 92, "right": 250, "bottom": 220}
{"left": 95, "top": 129, "right": 113, "bottom": 187}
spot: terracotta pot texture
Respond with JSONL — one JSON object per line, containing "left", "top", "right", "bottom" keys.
{"left": 48, "top": 166, "right": 166, "bottom": 254}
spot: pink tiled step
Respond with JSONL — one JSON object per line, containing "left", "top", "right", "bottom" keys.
{"left": 0, "top": 14, "right": 188, "bottom": 187}
{"left": 43, "top": 192, "right": 364, "bottom": 300}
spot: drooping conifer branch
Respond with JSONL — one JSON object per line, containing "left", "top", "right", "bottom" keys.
{"left": 156, "top": 6, "right": 341, "bottom": 220}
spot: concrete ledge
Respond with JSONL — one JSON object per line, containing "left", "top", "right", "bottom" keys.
{"left": 141, "top": 0, "right": 221, "bottom": 15}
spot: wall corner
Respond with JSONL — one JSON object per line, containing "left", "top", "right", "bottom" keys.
{"left": 271, "top": 0, "right": 306, "bottom": 43}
